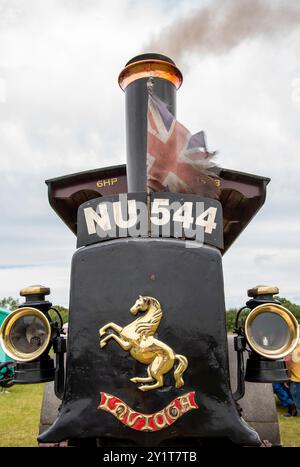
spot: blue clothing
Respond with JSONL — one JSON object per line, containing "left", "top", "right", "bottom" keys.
{"left": 272, "top": 383, "right": 293, "bottom": 408}
{"left": 290, "top": 382, "right": 300, "bottom": 415}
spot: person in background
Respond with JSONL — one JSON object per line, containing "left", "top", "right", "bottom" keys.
{"left": 285, "top": 336, "right": 300, "bottom": 416}
{"left": 272, "top": 382, "right": 297, "bottom": 417}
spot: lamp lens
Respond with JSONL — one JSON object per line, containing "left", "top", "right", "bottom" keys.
{"left": 10, "top": 315, "right": 49, "bottom": 354}
{"left": 250, "top": 312, "right": 290, "bottom": 351}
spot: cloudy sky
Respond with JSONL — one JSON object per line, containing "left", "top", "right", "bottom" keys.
{"left": 0, "top": 0, "right": 299, "bottom": 309}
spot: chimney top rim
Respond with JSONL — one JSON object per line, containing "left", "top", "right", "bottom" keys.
{"left": 126, "top": 53, "right": 176, "bottom": 67}
{"left": 119, "top": 57, "right": 183, "bottom": 91}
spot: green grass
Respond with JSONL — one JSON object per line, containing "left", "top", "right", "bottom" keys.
{"left": 0, "top": 384, "right": 299, "bottom": 446}
{"left": 0, "top": 384, "right": 44, "bottom": 447}
{"left": 276, "top": 403, "right": 300, "bottom": 447}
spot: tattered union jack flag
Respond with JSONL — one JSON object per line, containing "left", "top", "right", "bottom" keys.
{"left": 147, "top": 93, "right": 220, "bottom": 198}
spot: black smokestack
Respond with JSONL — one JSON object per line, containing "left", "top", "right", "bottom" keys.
{"left": 118, "top": 54, "right": 182, "bottom": 193}
{"left": 145, "top": 0, "right": 300, "bottom": 63}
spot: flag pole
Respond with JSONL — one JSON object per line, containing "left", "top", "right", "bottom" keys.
{"left": 147, "top": 77, "right": 154, "bottom": 96}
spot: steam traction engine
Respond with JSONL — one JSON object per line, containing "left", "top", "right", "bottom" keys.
{"left": 0, "top": 54, "right": 299, "bottom": 447}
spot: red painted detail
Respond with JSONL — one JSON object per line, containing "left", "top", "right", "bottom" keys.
{"left": 98, "top": 391, "right": 198, "bottom": 432}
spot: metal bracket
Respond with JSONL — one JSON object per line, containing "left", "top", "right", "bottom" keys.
{"left": 233, "top": 335, "right": 246, "bottom": 401}
{"left": 53, "top": 336, "right": 66, "bottom": 400}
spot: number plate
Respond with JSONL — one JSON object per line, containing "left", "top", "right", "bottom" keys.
{"left": 77, "top": 192, "right": 223, "bottom": 249}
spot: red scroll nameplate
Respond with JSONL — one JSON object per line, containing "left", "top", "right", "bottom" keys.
{"left": 98, "top": 391, "right": 198, "bottom": 432}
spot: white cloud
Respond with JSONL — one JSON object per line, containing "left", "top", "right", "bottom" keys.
{"left": 0, "top": 0, "right": 299, "bottom": 308}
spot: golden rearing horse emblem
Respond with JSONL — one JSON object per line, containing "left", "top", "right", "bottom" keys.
{"left": 99, "top": 296, "right": 188, "bottom": 392}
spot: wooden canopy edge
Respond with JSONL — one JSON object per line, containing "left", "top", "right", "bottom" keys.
{"left": 46, "top": 164, "right": 270, "bottom": 254}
